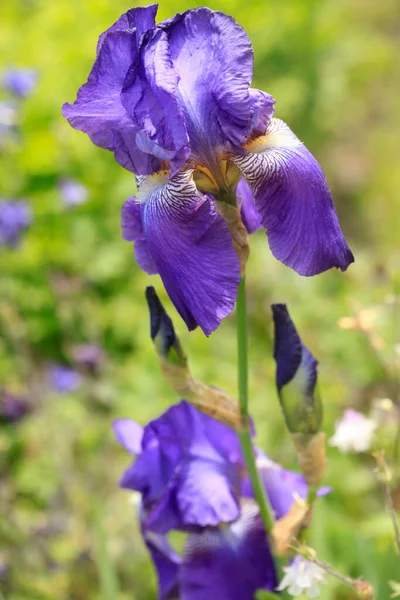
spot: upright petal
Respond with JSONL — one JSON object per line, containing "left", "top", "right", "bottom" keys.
{"left": 249, "top": 88, "right": 275, "bottom": 138}
{"left": 237, "top": 178, "right": 262, "bottom": 234}
{"left": 132, "top": 170, "right": 240, "bottom": 335}
{"left": 113, "top": 419, "right": 143, "bottom": 455}
{"left": 159, "top": 8, "right": 254, "bottom": 163}
{"left": 97, "top": 5, "right": 158, "bottom": 53}
{"left": 121, "top": 28, "right": 190, "bottom": 176}
{"left": 232, "top": 118, "right": 354, "bottom": 276}
{"left": 62, "top": 29, "right": 158, "bottom": 175}
{"left": 180, "top": 500, "right": 277, "bottom": 600}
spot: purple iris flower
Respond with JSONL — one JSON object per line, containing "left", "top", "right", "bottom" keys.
{"left": 49, "top": 365, "right": 81, "bottom": 394}
{"left": 113, "top": 401, "right": 307, "bottom": 599}
{"left": 58, "top": 178, "right": 89, "bottom": 208}
{"left": 0, "top": 200, "right": 31, "bottom": 248}
{"left": 2, "top": 68, "right": 37, "bottom": 98}
{"left": 63, "top": 5, "right": 353, "bottom": 336}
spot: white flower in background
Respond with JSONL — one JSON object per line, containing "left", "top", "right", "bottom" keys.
{"left": 329, "top": 409, "right": 377, "bottom": 453}
{"left": 277, "top": 555, "right": 326, "bottom": 597}
{"left": 58, "top": 178, "right": 89, "bottom": 208}
{"left": 129, "top": 491, "right": 141, "bottom": 509}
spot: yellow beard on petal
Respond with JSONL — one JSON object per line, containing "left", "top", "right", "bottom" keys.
{"left": 136, "top": 170, "right": 169, "bottom": 203}
{"left": 243, "top": 118, "right": 301, "bottom": 154}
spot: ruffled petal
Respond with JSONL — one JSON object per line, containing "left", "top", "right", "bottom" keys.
{"left": 121, "top": 197, "right": 158, "bottom": 274}
{"left": 180, "top": 500, "right": 277, "bottom": 600}
{"left": 249, "top": 88, "right": 275, "bottom": 138}
{"left": 236, "top": 178, "right": 262, "bottom": 234}
{"left": 62, "top": 29, "right": 158, "bottom": 175}
{"left": 159, "top": 8, "right": 254, "bottom": 163}
{"left": 177, "top": 459, "right": 239, "bottom": 527}
{"left": 97, "top": 5, "right": 158, "bottom": 53}
{"left": 121, "top": 28, "right": 190, "bottom": 176}
{"left": 232, "top": 118, "right": 354, "bottom": 276}
{"left": 113, "top": 418, "right": 143, "bottom": 455}
{"left": 133, "top": 170, "right": 240, "bottom": 335}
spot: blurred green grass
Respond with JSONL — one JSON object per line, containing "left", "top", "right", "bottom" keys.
{"left": 1, "top": 0, "right": 400, "bottom": 598}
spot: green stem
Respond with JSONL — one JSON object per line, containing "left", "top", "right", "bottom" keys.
{"left": 237, "top": 276, "right": 292, "bottom": 598}
{"left": 236, "top": 277, "right": 274, "bottom": 534}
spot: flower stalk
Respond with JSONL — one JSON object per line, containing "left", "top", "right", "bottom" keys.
{"left": 236, "top": 278, "right": 275, "bottom": 532}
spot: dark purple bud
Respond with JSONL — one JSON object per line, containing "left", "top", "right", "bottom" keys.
{"left": 272, "top": 304, "right": 322, "bottom": 435}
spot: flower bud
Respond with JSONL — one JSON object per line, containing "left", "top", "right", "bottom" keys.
{"left": 145, "top": 286, "right": 187, "bottom": 367}
{"left": 145, "top": 287, "right": 241, "bottom": 429}
{"left": 272, "top": 304, "right": 322, "bottom": 435}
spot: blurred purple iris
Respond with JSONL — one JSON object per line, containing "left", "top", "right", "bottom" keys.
{"left": 49, "top": 365, "right": 81, "bottom": 394}
{"left": 58, "top": 178, "right": 89, "bottom": 208}
{"left": 63, "top": 5, "right": 353, "bottom": 336}
{"left": 0, "top": 391, "right": 31, "bottom": 424}
{"left": 2, "top": 68, "right": 37, "bottom": 98}
{"left": 0, "top": 200, "right": 31, "bottom": 247}
{"left": 113, "top": 401, "right": 307, "bottom": 599}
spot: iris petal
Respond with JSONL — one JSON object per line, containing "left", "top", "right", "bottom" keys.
{"left": 129, "top": 171, "right": 240, "bottom": 335}
{"left": 180, "top": 500, "right": 276, "bottom": 600}
{"left": 142, "top": 527, "right": 181, "bottom": 600}
{"left": 113, "top": 418, "right": 143, "bottom": 455}
{"left": 236, "top": 178, "right": 262, "bottom": 234}
{"left": 241, "top": 453, "right": 307, "bottom": 520}
{"left": 249, "top": 88, "right": 275, "bottom": 138}
{"left": 232, "top": 118, "right": 354, "bottom": 276}
{"left": 97, "top": 5, "right": 158, "bottom": 53}
{"left": 63, "top": 23, "right": 158, "bottom": 175}
{"left": 121, "top": 28, "right": 190, "bottom": 176}
{"left": 159, "top": 8, "right": 254, "bottom": 163}
{"left": 177, "top": 459, "right": 239, "bottom": 527}
{"left": 121, "top": 197, "right": 158, "bottom": 274}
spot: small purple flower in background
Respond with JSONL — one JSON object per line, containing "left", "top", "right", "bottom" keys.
{"left": 63, "top": 5, "right": 353, "bottom": 336}
{"left": 0, "top": 391, "right": 31, "bottom": 424}
{"left": 0, "top": 200, "right": 32, "bottom": 248}
{"left": 49, "top": 365, "right": 81, "bottom": 394}
{"left": 114, "top": 401, "right": 307, "bottom": 599}
{"left": 2, "top": 68, "right": 37, "bottom": 98}
{"left": 58, "top": 178, "right": 89, "bottom": 208}
{"left": 72, "top": 343, "right": 103, "bottom": 375}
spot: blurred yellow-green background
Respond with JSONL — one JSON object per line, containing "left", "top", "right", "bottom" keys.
{"left": 1, "top": 0, "right": 400, "bottom": 598}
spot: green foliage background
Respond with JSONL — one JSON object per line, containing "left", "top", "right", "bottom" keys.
{"left": 1, "top": 0, "right": 400, "bottom": 598}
